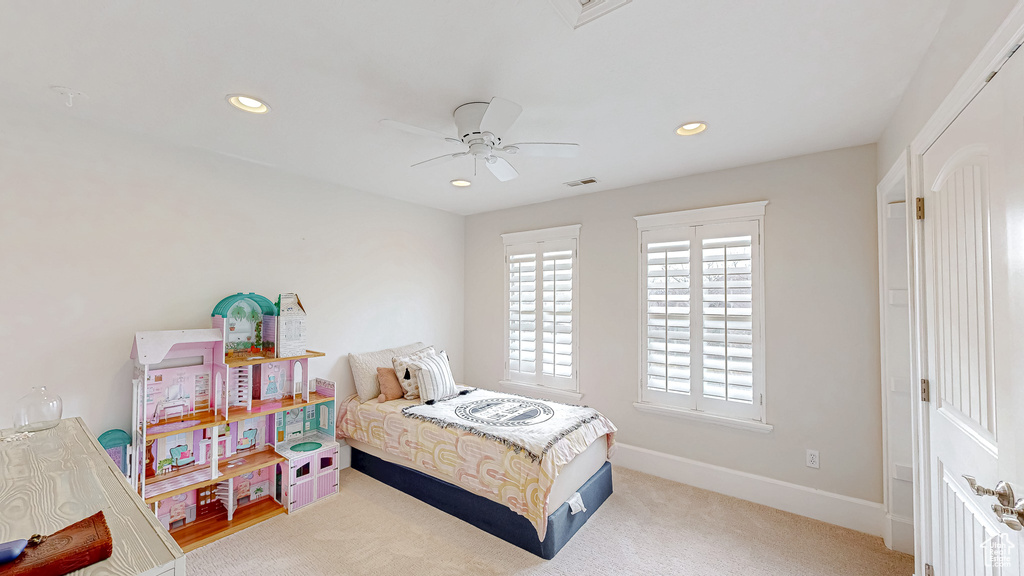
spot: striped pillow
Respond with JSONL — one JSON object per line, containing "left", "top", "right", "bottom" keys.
{"left": 412, "top": 351, "right": 457, "bottom": 404}
{"left": 393, "top": 346, "right": 436, "bottom": 400}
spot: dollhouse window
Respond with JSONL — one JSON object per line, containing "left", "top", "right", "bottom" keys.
{"left": 292, "top": 362, "right": 303, "bottom": 394}
{"left": 226, "top": 299, "right": 257, "bottom": 343}
{"left": 320, "top": 455, "right": 333, "bottom": 469}
{"left": 296, "top": 462, "right": 310, "bottom": 478}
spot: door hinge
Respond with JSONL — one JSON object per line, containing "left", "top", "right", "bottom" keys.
{"left": 924, "top": 563, "right": 934, "bottom": 576}
{"left": 916, "top": 197, "right": 925, "bottom": 220}
{"left": 921, "top": 379, "right": 930, "bottom": 403}
{"left": 760, "top": 394, "right": 764, "bottom": 406}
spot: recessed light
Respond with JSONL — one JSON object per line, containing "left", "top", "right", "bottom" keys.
{"left": 227, "top": 94, "right": 270, "bottom": 114}
{"left": 451, "top": 179, "right": 472, "bottom": 187}
{"left": 676, "top": 121, "right": 707, "bottom": 136}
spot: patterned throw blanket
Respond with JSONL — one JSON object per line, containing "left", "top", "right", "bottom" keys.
{"left": 402, "top": 389, "right": 603, "bottom": 463}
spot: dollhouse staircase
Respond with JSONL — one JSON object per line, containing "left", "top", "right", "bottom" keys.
{"left": 215, "top": 479, "right": 234, "bottom": 521}
{"left": 229, "top": 367, "right": 252, "bottom": 411}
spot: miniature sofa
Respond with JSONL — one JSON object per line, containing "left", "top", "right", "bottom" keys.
{"left": 170, "top": 445, "right": 194, "bottom": 469}
{"left": 238, "top": 429, "right": 258, "bottom": 451}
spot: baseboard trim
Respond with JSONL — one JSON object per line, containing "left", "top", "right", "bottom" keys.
{"left": 884, "top": 513, "right": 915, "bottom": 555}
{"left": 611, "top": 443, "right": 885, "bottom": 537}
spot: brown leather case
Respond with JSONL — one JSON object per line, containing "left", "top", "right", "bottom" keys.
{"left": 0, "top": 511, "right": 113, "bottom": 576}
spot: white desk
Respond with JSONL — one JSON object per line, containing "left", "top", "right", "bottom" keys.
{"left": 0, "top": 418, "right": 185, "bottom": 575}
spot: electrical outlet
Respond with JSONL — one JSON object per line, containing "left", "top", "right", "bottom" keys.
{"left": 806, "top": 449, "right": 820, "bottom": 469}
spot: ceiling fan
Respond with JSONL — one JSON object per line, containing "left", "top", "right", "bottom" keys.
{"left": 380, "top": 97, "right": 580, "bottom": 182}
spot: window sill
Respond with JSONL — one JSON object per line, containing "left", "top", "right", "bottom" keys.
{"left": 632, "top": 402, "right": 773, "bottom": 433}
{"left": 499, "top": 380, "right": 583, "bottom": 403}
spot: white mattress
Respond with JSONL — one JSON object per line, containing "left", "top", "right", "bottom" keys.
{"left": 346, "top": 434, "right": 608, "bottom": 512}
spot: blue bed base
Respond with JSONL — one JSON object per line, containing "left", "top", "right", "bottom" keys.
{"left": 351, "top": 448, "right": 613, "bottom": 559}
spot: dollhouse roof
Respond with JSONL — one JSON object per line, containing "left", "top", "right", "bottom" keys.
{"left": 211, "top": 293, "right": 277, "bottom": 317}
{"left": 131, "top": 329, "right": 223, "bottom": 365}
{"left": 277, "top": 293, "right": 306, "bottom": 317}
{"left": 98, "top": 429, "right": 131, "bottom": 449}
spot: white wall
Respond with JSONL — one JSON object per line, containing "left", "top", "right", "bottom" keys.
{"left": 0, "top": 109, "right": 464, "bottom": 436}
{"left": 877, "top": 0, "right": 1018, "bottom": 178}
{"left": 465, "top": 144, "right": 883, "bottom": 502}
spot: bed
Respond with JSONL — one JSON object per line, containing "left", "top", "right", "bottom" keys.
{"left": 337, "top": 390, "right": 616, "bottom": 559}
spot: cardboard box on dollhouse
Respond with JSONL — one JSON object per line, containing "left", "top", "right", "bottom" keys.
{"left": 128, "top": 294, "right": 337, "bottom": 552}
{"left": 276, "top": 293, "right": 307, "bottom": 359}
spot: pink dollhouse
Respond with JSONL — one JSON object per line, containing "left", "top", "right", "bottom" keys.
{"left": 129, "top": 293, "right": 337, "bottom": 552}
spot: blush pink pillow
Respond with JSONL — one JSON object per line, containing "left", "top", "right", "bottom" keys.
{"left": 377, "top": 368, "right": 404, "bottom": 403}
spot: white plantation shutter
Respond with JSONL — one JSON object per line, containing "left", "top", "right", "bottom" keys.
{"left": 503, "top": 226, "right": 580, "bottom": 391}
{"left": 697, "top": 221, "right": 759, "bottom": 418}
{"left": 701, "top": 235, "right": 753, "bottom": 402}
{"left": 643, "top": 228, "right": 696, "bottom": 409}
{"left": 637, "top": 204, "right": 765, "bottom": 423}
{"left": 542, "top": 249, "right": 574, "bottom": 379}
{"left": 508, "top": 254, "right": 537, "bottom": 375}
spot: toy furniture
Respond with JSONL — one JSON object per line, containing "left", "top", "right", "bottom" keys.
{"left": 98, "top": 429, "right": 132, "bottom": 476}
{"left": 238, "top": 429, "right": 258, "bottom": 451}
{"left": 130, "top": 309, "right": 334, "bottom": 552}
{"left": 154, "top": 382, "right": 191, "bottom": 423}
{"left": 275, "top": 426, "right": 339, "bottom": 512}
{"left": 235, "top": 478, "right": 250, "bottom": 506}
{"left": 0, "top": 418, "right": 185, "bottom": 575}
{"left": 168, "top": 501, "right": 188, "bottom": 529}
{"left": 169, "top": 445, "right": 194, "bottom": 469}
{"left": 272, "top": 383, "right": 339, "bottom": 508}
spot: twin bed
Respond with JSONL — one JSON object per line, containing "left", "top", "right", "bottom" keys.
{"left": 336, "top": 386, "right": 616, "bottom": 558}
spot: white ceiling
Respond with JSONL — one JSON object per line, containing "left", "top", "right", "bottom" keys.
{"left": 0, "top": 0, "right": 949, "bottom": 215}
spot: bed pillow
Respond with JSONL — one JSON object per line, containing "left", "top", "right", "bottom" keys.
{"left": 413, "top": 351, "right": 458, "bottom": 404}
{"left": 392, "top": 346, "right": 436, "bottom": 400}
{"left": 376, "top": 367, "right": 404, "bottom": 403}
{"left": 348, "top": 342, "right": 426, "bottom": 403}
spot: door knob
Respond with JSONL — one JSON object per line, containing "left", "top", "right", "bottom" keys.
{"left": 963, "top": 475, "right": 1016, "bottom": 507}
{"left": 992, "top": 499, "right": 1024, "bottom": 531}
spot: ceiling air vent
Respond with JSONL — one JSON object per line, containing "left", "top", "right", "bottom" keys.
{"left": 548, "top": 0, "right": 632, "bottom": 29}
{"left": 564, "top": 177, "right": 598, "bottom": 187}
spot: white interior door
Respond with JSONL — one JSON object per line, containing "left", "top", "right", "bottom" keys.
{"left": 919, "top": 46, "right": 1024, "bottom": 575}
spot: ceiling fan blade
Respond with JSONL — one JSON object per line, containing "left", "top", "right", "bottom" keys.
{"left": 380, "top": 119, "right": 462, "bottom": 144}
{"left": 504, "top": 142, "right": 581, "bottom": 158}
{"left": 411, "top": 151, "right": 467, "bottom": 168}
{"left": 479, "top": 97, "right": 523, "bottom": 136}
{"left": 485, "top": 156, "right": 519, "bottom": 182}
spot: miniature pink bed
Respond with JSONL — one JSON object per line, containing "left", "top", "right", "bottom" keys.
{"left": 168, "top": 501, "right": 187, "bottom": 530}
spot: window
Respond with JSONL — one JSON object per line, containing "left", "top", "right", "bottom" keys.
{"left": 635, "top": 202, "right": 768, "bottom": 428}
{"left": 502, "top": 225, "right": 581, "bottom": 392}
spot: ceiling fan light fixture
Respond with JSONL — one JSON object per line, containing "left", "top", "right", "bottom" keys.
{"left": 676, "top": 121, "right": 707, "bottom": 136}
{"left": 384, "top": 97, "right": 577, "bottom": 183}
{"left": 227, "top": 94, "right": 270, "bottom": 114}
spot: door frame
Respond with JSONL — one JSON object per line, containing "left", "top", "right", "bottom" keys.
{"left": 907, "top": 4, "right": 1024, "bottom": 574}
{"left": 877, "top": 151, "right": 914, "bottom": 554}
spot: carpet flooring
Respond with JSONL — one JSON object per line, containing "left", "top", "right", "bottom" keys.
{"left": 186, "top": 466, "right": 913, "bottom": 576}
